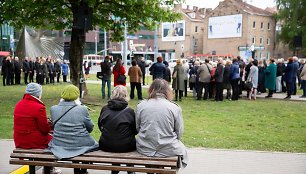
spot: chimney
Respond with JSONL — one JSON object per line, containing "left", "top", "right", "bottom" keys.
{"left": 193, "top": 6, "right": 198, "bottom": 12}
{"left": 187, "top": 5, "right": 190, "bottom": 10}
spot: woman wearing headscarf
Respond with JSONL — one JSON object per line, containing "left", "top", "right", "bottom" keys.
{"left": 136, "top": 79, "right": 188, "bottom": 169}
{"left": 172, "top": 59, "right": 185, "bottom": 101}
{"left": 98, "top": 85, "right": 136, "bottom": 174}
{"left": 48, "top": 85, "right": 98, "bottom": 173}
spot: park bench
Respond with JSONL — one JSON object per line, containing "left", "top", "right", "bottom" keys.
{"left": 10, "top": 148, "right": 179, "bottom": 174}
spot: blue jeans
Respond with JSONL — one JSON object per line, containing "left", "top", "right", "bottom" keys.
{"left": 102, "top": 78, "right": 111, "bottom": 99}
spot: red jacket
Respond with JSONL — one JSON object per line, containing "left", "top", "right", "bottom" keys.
{"left": 113, "top": 65, "right": 126, "bottom": 87}
{"left": 14, "top": 94, "right": 52, "bottom": 149}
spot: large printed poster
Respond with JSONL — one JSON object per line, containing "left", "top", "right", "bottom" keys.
{"left": 208, "top": 14, "right": 243, "bottom": 39}
{"left": 162, "top": 20, "right": 185, "bottom": 42}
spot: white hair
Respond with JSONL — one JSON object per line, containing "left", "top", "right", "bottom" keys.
{"left": 111, "top": 85, "right": 130, "bottom": 101}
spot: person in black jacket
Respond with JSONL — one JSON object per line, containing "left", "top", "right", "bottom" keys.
{"left": 14, "top": 57, "right": 22, "bottom": 85}
{"left": 214, "top": 58, "right": 224, "bottom": 101}
{"left": 163, "top": 61, "right": 171, "bottom": 83}
{"left": 54, "top": 59, "right": 61, "bottom": 83}
{"left": 23, "top": 57, "right": 30, "bottom": 84}
{"left": 29, "top": 57, "right": 35, "bottom": 83}
{"left": 1, "top": 56, "right": 9, "bottom": 86}
{"left": 137, "top": 57, "right": 146, "bottom": 85}
{"left": 98, "top": 85, "right": 136, "bottom": 174}
{"left": 100, "top": 56, "right": 112, "bottom": 99}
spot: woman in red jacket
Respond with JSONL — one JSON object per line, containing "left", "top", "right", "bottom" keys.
{"left": 112, "top": 58, "right": 126, "bottom": 87}
{"left": 14, "top": 83, "right": 52, "bottom": 149}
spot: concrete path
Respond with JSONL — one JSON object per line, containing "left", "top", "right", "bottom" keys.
{"left": 2, "top": 140, "right": 306, "bottom": 174}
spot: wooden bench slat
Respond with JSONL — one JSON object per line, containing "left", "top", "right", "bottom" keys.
{"left": 10, "top": 159, "right": 177, "bottom": 174}
{"left": 13, "top": 149, "right": 178, "bottom": 162}
{"left": 10, "top": 153, "right": 177, "bottom": 167}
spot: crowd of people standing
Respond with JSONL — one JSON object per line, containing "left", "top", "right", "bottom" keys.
{"left": 1, "top": 56, "right": 68, "bottom": 86}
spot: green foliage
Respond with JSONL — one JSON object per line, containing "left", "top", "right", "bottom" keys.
{"left": 2, "top": 0, "right": 183, "bottom": 41}
{"left": 276, "top": 0, "right": 306, "bottom": 54}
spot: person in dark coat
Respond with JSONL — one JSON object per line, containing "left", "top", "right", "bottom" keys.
{"left": 292, "top": 56, "right": 300, "bottom": 95}
{"left": 257, "top": 60, "right": 266, "bottom": 94}
{"left": 223, "top": 60, "right": 232, "bottom": 100}
{"left": 137, "top": 57, "right": 146, "bottom": 85}
{"left": 264, "top": 58, "right": 277, "bottom": 98}
{"left": 1, "top": 56, "right": 8, "bottom": 86}
{"left": 98, "top": 85, "right": 136, "bottom": 174}
{"left": 23, "top": 57, "right": 30, "bottom": 84}
{"left": 14, "top": 57, "right": 22, "bottom": 85}
{"left": 54, "top": 59, "right": 61, "bottom": 83}
{"left": 149, "top": 56, "right": 165, "bottom": 80}
{"left": 29, "top": 57, "right": 35, "bottom": 83}
{"left": 36, "top": 59, "right": 45, "bottom": 85}
{"left": 34, "top": 57, "right": 40, "bottom": 83}
{"left": 276, "top": 59, "right": 285, "bottom": 93}
{"left": 163, "top": 61, "right": 171, "bottom": 83}
{"left": 100, "top": 56, "right": 112, "bottom": 99}
{"left": 5, "top": 56, "right": 13, "bottom": 85}
{"left": 189, "top": 61, "right": 200, "bottom": 97}
{"left": 284, "top": 57, "right": 295, "bottom": 99}
{"left": 214, "top": 58, "right": 224, "bottom": 101}
{"left": 230, "top": 58, "right": 240, "bottom": 100}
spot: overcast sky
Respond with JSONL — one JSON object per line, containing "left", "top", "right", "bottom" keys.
{"left": 184, "top": 0, "right": 276, "bottom": 9}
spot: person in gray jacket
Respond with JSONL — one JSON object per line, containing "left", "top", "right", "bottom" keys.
{"left": 197, "top": 59, "right": 212, "bottom": 100}
{"left": 172, "top": 59, "right": 185, "bottom": 101}
{"left": 48, "top": 85, "right": 98, "bottom": 174}
{"left": 136, "top": 79, "right": 188, "bottom": 168}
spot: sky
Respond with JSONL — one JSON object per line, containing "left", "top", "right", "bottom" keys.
{"left": 184, "top": 0, "right": 276, "bottom": 9}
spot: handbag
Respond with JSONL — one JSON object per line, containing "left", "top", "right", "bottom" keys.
{"left": 96, "top": 72, "right": 103, "bottom": 79}
{"left": 189, "top": 74, "right": 196, "bottom": 83}
{"left": 117, "top": 74, "right": 126, "bottom": 84}
{"left": 245, "top": 81, "right": 253, "bottom": 90}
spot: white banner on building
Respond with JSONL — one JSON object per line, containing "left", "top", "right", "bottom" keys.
{"left": 162, "top": 20, "right": 185, "bottom": 42}
{"left": 208, "top": 14, "right": 242, "bottom": 39}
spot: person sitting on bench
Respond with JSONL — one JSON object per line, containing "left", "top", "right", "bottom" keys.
{"left": 98, "top": 85, "right": 137, "bottom": 174}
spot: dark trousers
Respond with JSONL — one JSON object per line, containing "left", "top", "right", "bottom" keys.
{"left": 197, "top": 82, "right": 210, "bottom": 100}
{"left": 292, "top": 78, "right": 297, "bottom": 95}
{"left": 46, "top": 76, "right": 49, "bottom": 84}
{"left": 142, "top": 74, "right": 145, "bottom": 85}
{"left": 2, "top": 74, "right": 6, "bottom": 86}
{"left": 56, "top": 72, "right": 60, "bottom": 83}
{"left": 286, "top": 82, "right": 293, "bottom": 97}
{"left": 268, "top": 89, "right": 274, "bottom": 97}
{"left": 10, "top": 73, "right": 14, "bottom": 85}
{"left": 63, "top": 75, "right": 67, "bottom": 82}
{"left": 230, "top": 78, "right": 240, "bottom": 100}
{"left": 301, "top": 80, "right": 306, "bottom": 96}
{"left": 215, "top": 82, "right": 223, "bottom": 101}
{"left": 209, "top": 82, "right": 216, "bottom": 99}
{"left": 29, "top": 72, "right": 34, "bottom": 82}
{"left": 130, "top": 82, "right": 142, "bottom": 99}
{"left": 37, "top": 74, "right": 44, "bottom": 85}
{"left": 175, "top": 90, "right": 183, "bottom": 101}
{"left": 15, "top": 73, "right": 21, "bottom": 84}
{"left": 184, "top": 80, "right": 188, "bottom": 97}
{"left": 24, "top": 72, "right": 29, "bottom": 84}
{"left": 50, "top": 73, "right": 54, "bottom": 83}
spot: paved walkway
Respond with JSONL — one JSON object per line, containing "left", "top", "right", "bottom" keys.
{"left": 2, "top": 140, "right": 306, "bottom": 174}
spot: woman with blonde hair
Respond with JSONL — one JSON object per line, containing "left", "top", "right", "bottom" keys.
{"left": 136, "top": 79, "right": 188, "bottom": 169}
{"left": 98, "top": 85, "right": 136, "bottom": 174}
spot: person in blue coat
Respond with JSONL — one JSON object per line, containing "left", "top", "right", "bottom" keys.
{"left": 61, "top": 60, "right": 69, "bottom": 82}
{"left": 149, "top": 57, "right": 165, "bottom": 80}
{"left": 229, "top": 58, "right": 240, "bottom": 100}
{"left": 284, "top": 57, "right": 295, "bottom": 99}
{"left": 264, "top": 59, "right": 277, "bottom": 98}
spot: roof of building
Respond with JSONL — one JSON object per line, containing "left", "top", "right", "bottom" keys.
{"left": 181, "top": 8, "right": 206, "bottom": 21}
{"left": 232, "top": 0, "right": 274, "bottom": 16}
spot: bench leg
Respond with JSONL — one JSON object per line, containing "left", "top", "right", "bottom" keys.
{"left": 29, "top": 165, "right": 36, "bottom": 174}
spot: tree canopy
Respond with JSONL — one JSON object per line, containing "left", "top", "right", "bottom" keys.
{"left": 1, "top": 0, "right": 184, "bottom": 86}
{"left": 276, "top": 0, "right": 306, "bottom": 54}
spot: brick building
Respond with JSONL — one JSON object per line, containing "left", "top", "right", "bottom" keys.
{"left": 202, "top": 0, "right": 276, "bottom": 60}
{"left": 157, "top": 4, "right": 208, "bottom": 61}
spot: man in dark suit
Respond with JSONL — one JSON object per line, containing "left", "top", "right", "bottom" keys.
{"left": 175, "top": 23, "right": 184, "bottom": 36}
{"left": 23, "top": 57, "right": 30, "bottom": 84}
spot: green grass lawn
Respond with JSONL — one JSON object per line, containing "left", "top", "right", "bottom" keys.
{"left": 0, "top": 80, "right": 305, "bottom": 153}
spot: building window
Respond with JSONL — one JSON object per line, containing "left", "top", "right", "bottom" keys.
{"left": 261, "top": 22, "right": 264, "bottom": 30}
{"left": 195, "top": 26, "right": 198, "bottom": 32}
{"left": 253, "top": 21, "right": 256, "bottom": 29}
{"left": 260, "top": 37, "right": 263, "bottom": 45}
{"left": 267, "top": 38, "right": 270, "bottom": 45}
{"left": 267, "top": 23, "right": 270, "bottom": 30}
{"left": 252, "top": 37, "right": 256, "bottom": 44}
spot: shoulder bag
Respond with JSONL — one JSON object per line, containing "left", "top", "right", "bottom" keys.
{"left": 53, "top": 105, "right": 77, "bottom": 127}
